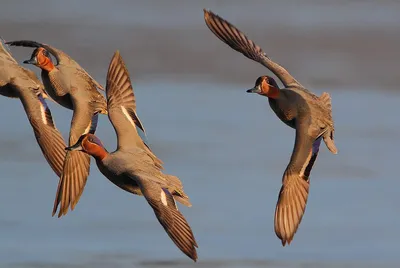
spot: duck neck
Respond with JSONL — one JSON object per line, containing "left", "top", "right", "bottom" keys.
{"left": 39, "top": 59, "right": 55, "bottom": 73}
{"left": 90, "top": 145, "right": 108, "bottom": 161}
{"left": 266, "top": 86, "right": 280, "bottom": 99}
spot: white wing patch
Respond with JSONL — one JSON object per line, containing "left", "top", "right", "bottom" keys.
{"left": 83, "top": 119, "right": 92, "bottom": 134}
{"left": 121, "top": 106, "right": 136, "bottom": 128}
{"left": 160, "top": 189, "right": 168, "bottom": 207}
{"left": 39, "top": 102, "right": 48, "bottom": 125}
{"left": 299, "top": 137, "right": 322, "bottom": 177}
{"left": 299, "top": 150, "right": 312, "bottom": 177}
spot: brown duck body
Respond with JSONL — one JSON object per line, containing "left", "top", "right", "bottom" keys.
{"left": 268, "top": 89, "right": 299, "bottom": 128}
{"left": 40, "top": 61, "right": 106, "bottom": 112}
{"left": 97, "top": 150, "right": 191, "bottom": 203}
{"left": 270, "top": 87, "right": 335, "bottom": 137}
{"left": 41, "top": 70, "right": 72, "bottom": 110}
{"left": 66, "top": 51, "right": 197, "bottom": 261}
{"left": 6, "top": 40, "right": 107, "bottom": 217}
{"left": 204, "top": 9, "right": 337, "bottom": 246}
{"left": 0, "top": 39, "right": 67, "bottom": 177}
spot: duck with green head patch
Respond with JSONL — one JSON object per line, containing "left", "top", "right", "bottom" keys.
{"left": 0, "top": 38, "right": 66, "bottom": 177}
{"left": 6, "top": 39, "right": 107, "bottom": 217}
{"left": 66, "top": 51, "right": 198, "bottom": 261}
{"left": 204, "top": 9, "right": 337, "bottom": 246}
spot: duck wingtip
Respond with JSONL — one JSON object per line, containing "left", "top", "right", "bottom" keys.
{"left": 280, "top": 238, "right": 292, "bottom": 247}
{"left": 189, "top": 249, "right": 198, "bottom": 262}
{"left": 111, "top": 50, "right": 123, "bottom": 64}
{"left": 203, "top": 8, "right": 213, "bottom": 18}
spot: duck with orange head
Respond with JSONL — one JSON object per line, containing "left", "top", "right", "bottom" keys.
{"left": 24, "top": 47, "right": 55, "bottom": 73}
{"left": 68, "top": 134, "right": 107, "bottom": 161}
{"left": 0, "top": 38, "right": 67, "bottom": 178}
{"left": 204, "top": 9, "right": 338, "bottom": 246}
{"left": 66, "top": 51, "right": 198, "bottom": 261}
{"left": 247, "top": 75, "right": 280, "bottom": 98}
{"left": 6, "top": 39, "right": 107, "bottom": 218}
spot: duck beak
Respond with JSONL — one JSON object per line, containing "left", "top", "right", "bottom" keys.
{"left": 246, "top": 85, "right": 261, "bottom": 93}
{"left": 65, "top": 142, "right": 83, "bottom": 151}
{"left": 23, "top": 56, "right": 37, "bottom": 65}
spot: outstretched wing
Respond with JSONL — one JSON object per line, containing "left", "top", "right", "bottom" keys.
{"left": 19, "top": 89, "right": 67, "bottom": 177}
{"left": 274, "top": 118, "right": 322, "bottom": 246}
{"left": 106, "top": 50, "right": 162, "bottom": 168}
{"left": 0, "top": 37, "right": 18, "bottom": 64}
{"left": 135, "top": 175, "right": 198, "bottom": 261}
{"left": 203, "top": 9, "right": 303, "bottom": 89}
{"left": 52, "top": 99, "right": 98, "bottom": 217}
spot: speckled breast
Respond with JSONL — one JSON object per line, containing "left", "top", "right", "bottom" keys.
{"left": 268, "top": 98, "right": 296, "bottom": 129}
{"left": 41, "top": 71, "right": 73, "bottom": 110}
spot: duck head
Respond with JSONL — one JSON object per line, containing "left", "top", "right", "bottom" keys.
{"left": 247, "top": 76, "right": 280, "bottom": 99}
{"left": 23, "top": 47, "right": 55, "bottom": 72}
{"left": 66, "top": 133, "right": 108, "bottom": 160}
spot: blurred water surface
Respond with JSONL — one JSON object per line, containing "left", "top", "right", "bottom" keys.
{"left": 0, "top": 1, "right": 399, "bottom": 267}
